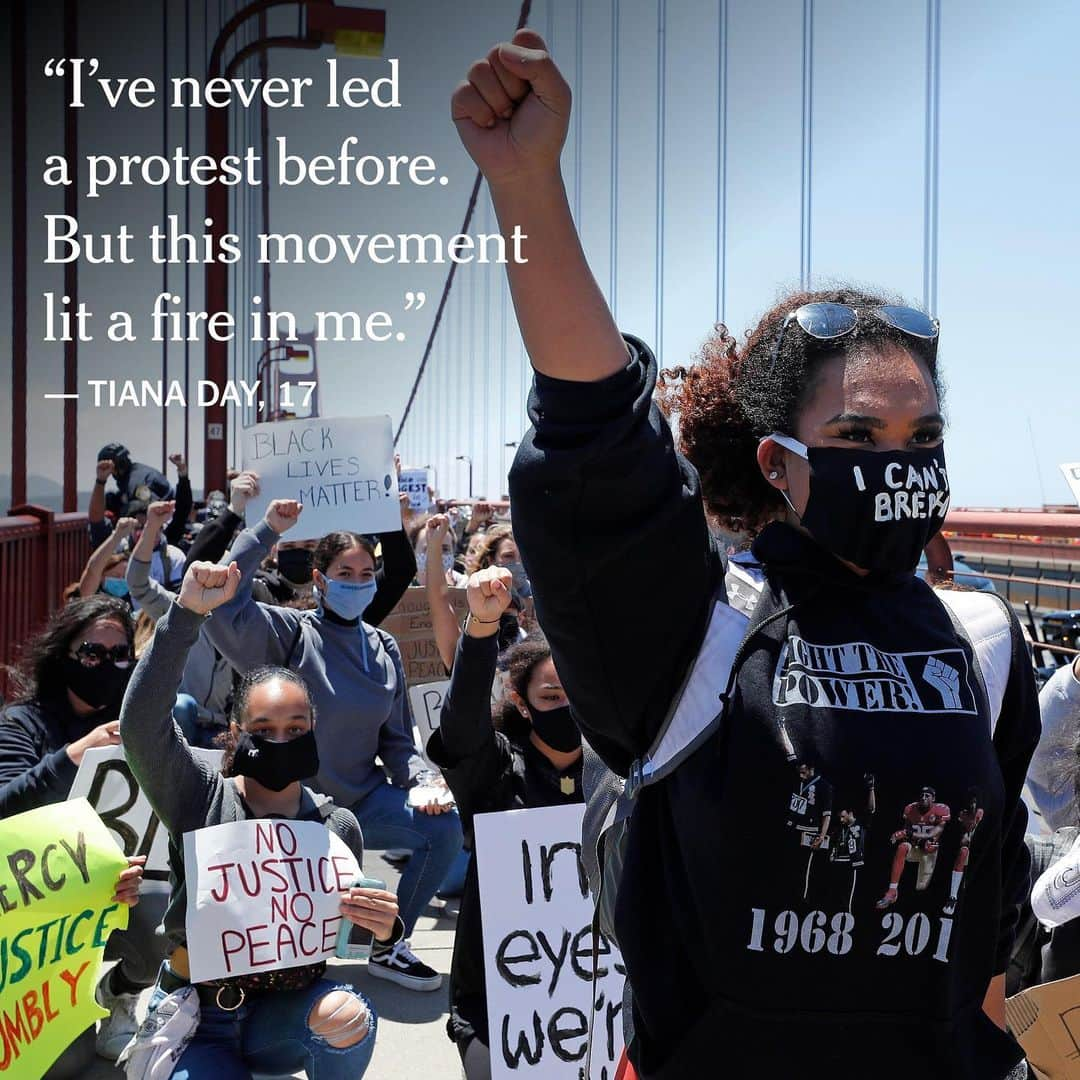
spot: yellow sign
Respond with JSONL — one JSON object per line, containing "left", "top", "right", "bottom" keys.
{"left": 335, "top": 29, "right": 385, "bottom": 58}
{"left": 0, "top": 799, "right": 129, "bottom": 1078}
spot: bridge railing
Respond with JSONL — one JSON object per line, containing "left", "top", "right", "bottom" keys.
{"left": 0, "top": 507, "right": 89, "bottom": 696}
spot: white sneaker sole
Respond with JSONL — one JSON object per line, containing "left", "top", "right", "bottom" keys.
{"left": 367, "top": 961, "right": 442, "bottom": 992}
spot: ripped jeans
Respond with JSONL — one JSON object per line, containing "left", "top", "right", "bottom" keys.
{"left": 146, "top": 975, "right": 376, "bottom": 1080}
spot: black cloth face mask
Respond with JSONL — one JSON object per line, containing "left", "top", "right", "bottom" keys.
{"left": 277, "top": 548, "right": 314, "bottom": 586}
{"left": 768, "top": 434, "right": 950, "bottom": 574}
{"left": 526, "top": 703, "right": 581, "bottom": 754}
{"left": 63, "top": 657, "right": 131, "bottom": 711}
{"left": 231, "top": 730, "right": 320, "bottom": 791}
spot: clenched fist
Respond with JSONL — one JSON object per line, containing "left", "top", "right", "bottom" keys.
{"left": 451, "top": 29, "right": 570, "bottom": 187}
{"left": 466, "top": 566, "right": 513, "bottom": 628}
{"left": 178, "top": 560, "right": 242, "bottom": 615}
{"left": 265, "top": 499, "right": 302, "bottom": 535}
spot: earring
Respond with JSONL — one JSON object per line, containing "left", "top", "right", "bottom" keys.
{"left": 769, "top": 470, "right": 780, "bottom": 480}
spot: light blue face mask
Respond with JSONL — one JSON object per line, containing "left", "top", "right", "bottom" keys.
{"left": 316, "top": 577, "right": 377, "bottom": 622}
{"left": 101, "top": 577, "right": 130, "bottom": 598}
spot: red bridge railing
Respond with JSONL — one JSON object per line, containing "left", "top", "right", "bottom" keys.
{"left": 0, "top": 507, "right": 89, "bottom": 696}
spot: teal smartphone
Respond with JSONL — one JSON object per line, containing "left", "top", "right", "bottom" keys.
{"left": 335, "top": 875, "right": 387, "bottom": 961}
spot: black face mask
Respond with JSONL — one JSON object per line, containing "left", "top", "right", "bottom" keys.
{"left": 526, "top": 703, "right": 581, "bottom": 754}
{"left": 277, "top": 548, "right": 314, "bottom": 586}
{"left": 63, "top": 658, "right": 131, "bottom": 711}
{"left": 770, "top": 435, "right": 950, "bottom": 574}
{"left": 231, "top": 730, "right": 320, "bottom": 791}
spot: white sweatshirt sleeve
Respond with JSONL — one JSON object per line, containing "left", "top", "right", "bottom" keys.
{"left": 1027, "top": 661, "right": 1080, "bottom": 832}
{"left": 1032, "top": 829, "right": 1080, "bottom": 927}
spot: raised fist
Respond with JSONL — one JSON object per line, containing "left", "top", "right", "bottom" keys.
{"left": 229, "top": 471, "right": 259, "bottom": 515}
{"left": 467, "top": 566, "right": 513, "bottom": 624}
{"left": 168, "top": 452, "right": 187, "bottom": 475}
{"left": 113, "top": 516, "right": 138, "bottom": 539}
{"left": 96, "top": 459, "right": 115, "bottom": 483}
{"left": 264, "top": 499, "right": 301, "bottom": 535}
{"left": 426, "top": 513, "right": 451, "bottom": 544}
{"left": 178, "top": 560, "right": 242, "bottom": 615}
{"left": 451, "top": 29, "right": 571, "bottom": 187}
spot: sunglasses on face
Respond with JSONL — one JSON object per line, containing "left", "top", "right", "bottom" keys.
{"left": 768, "top": 302, "right": 940, "bottom": 374}
{"left": 72, "top": 642, "right": 134, "bottom": 668}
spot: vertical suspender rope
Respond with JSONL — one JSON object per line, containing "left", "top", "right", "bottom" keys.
{"left": 922, "top": 0, "right": 941, "bottom": 315}
{"left": 162, "top": 0, "right": 170, "bottom": 472}
{"left": 799, "top": 0, "right": 814, "bottom": 290}
{"left": 394, "top": 1, "right": 534, "bottom": 447}
{"left": 655, "top": 0, "right": 666, "bottom": 356}
{"left": 716, "top": 0, "right": 728, "bottom": 325}
{"left": 609, "top": 0, "right": 619, "bottom": 319}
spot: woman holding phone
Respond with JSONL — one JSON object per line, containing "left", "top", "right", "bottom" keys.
{"left": 451, "top": 30, "right": 1039, "bottom": 1080}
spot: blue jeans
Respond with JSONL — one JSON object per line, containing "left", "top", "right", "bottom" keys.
{"left": 147, "top": 976, "right": 375, "bottom": 1080}
{"left": 350, "top": 782, "right": 463, "bottom": 936}
{"left": 173, "top": 694, "right": 200, "bottom": 746}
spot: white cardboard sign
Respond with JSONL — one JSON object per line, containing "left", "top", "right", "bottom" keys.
{"left": 242, "top": 415, "right": 400, "bottom": 540}
{"left": 183, "top": 818, "right": 361, "bottom": 983}
{"left": 409, "top": 679, "right": 451, "bottom": 756}
{"left": 1060, "top": 462, "right": 1080, "bottom": 508}
{"left": 399, "top": 468, "right": 431, "bottom": 512}
{"left": 68, "top": 745, "right": 223, "bottom": 881}
{"left": 474, "top": 805, "right": 626, "bottom": 1080}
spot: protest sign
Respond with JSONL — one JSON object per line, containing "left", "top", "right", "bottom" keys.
{"left": 183, "top": 818, "right": 360, "bottom": 983}
{"left": 1060, "top": 462, "right": 1080, "bottom": 508}
{"left": 383, "top": 586, "right": 469, "bottom": 684}
{"left": 242, "top": 415, "right": 400, "bottom": 540}
{"left": 0, "top": 799, "right": 129, "bottom": 1078}
{"left": 475, "top": 805, "right": 626, "bottom": 1080}
{"left": 409, "top": 679, "right": 451, "bottom": 754}
{"left": 68, "top": 746, "right": 223, "bottom": 882}
{"left": 399, "top": 468, "right": 431, "bottom": 512}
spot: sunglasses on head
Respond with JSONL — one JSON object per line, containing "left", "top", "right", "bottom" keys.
{"left": 72, "top": 642, "right": 133, "bottom": 667}
{"left": 769, "top": 302, "right": 939, "bottom": 374}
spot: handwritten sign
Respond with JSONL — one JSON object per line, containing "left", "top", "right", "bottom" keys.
{"left": 1060, "top": 462, "right": 1080, "bottom": 509}
{"left": 68, "top": 746, "right": 223, "bottom": 882}
{"left": 183, "top": 818, "right": 360, "bottom": 983}
{"left": 0, "top": 799, "right": 129, "bottom": 1077}
{"left": 399, "top": 468, "right": 431, "bottom": 512}
{"left": 383, "top": 586, "right": 469, "bottom": 684}
{"left": 475, "top": 805, "right": 626, "bottom": 1080}
{"left": 242, "top": 415, "right": 400, "bottom": 541}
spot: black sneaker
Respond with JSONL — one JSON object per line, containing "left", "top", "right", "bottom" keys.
{"left": 367, "top": 940, "right": 442, "bottom": 992}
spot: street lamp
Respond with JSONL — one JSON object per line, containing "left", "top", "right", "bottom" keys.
{"left": 203, "top": 0, "right": 385, "bottom": 494}
{"left": 455, "top": 455, "right": 473, "bottom": 499}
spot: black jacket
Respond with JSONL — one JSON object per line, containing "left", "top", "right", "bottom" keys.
{"left": 427, "top": 631, "right": 583, "bottom": 1046}
{"left": 0, "top": 695, "right": 111, "bottom": 817}
{"left": 508, "top": 336, "right": 1040, "bottom": 1080}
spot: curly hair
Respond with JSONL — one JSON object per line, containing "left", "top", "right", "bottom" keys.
{"left": 7, "top": 595, "right": 134, "bottom": 702}
{"left": 657, "top": 285, "right": 944, "bottom": 535}
{"left": 468, "top": 524, "right": 515, "bottom": 575}
{"left": 493, "top": 634, "right": 552, "bottom": 740}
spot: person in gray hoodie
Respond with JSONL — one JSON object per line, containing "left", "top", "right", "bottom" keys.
{"left": 121, "top": 559, "right": 401, "bottom": 1079}
{"left": 202, "top": 498, "right": 463, "bottom": 993}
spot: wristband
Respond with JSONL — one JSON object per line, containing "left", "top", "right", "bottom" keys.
{"left": 95, "top": 478, "right": 106, "bottom": 487}
{"left": 464, "top": 612, "right": 501, "bottom": 637}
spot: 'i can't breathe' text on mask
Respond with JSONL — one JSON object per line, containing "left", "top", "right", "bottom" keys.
{"left": 767, "top": 433, "right": 950, "bottom": 573}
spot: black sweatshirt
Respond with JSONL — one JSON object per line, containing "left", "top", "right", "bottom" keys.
{"left": 508, "top": 336, "right": 1040, "bottom": 1080}
{"left": 0, "top": 695, "right": 111, "bottom": 817}
{"left": 427, "top": 631, "right": 583, "bottom": 1048}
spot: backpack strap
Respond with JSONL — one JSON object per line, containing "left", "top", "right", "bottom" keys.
{"left": 933, "top": 588, "right": 1014, "bottom": 734}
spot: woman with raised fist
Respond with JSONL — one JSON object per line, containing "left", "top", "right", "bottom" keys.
{"left": 120, "top": 560, "right": 401, "bottom": 1078}
{"left": 202, "top": 498, "right": 462, "bottom": 993}
{"left": 452, "top": 29, "right": 1038, "bottom": 1080}
{"left": 426, "top": 566, "right": 582, "bottom": 1078}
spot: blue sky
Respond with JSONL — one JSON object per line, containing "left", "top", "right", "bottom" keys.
{"left": 2, "top": 0, "right": 1077, "bottom": 507}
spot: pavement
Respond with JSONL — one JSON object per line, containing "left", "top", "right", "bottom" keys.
{"left": 84, "top": 851, "right": 463, "bottom": 1079}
